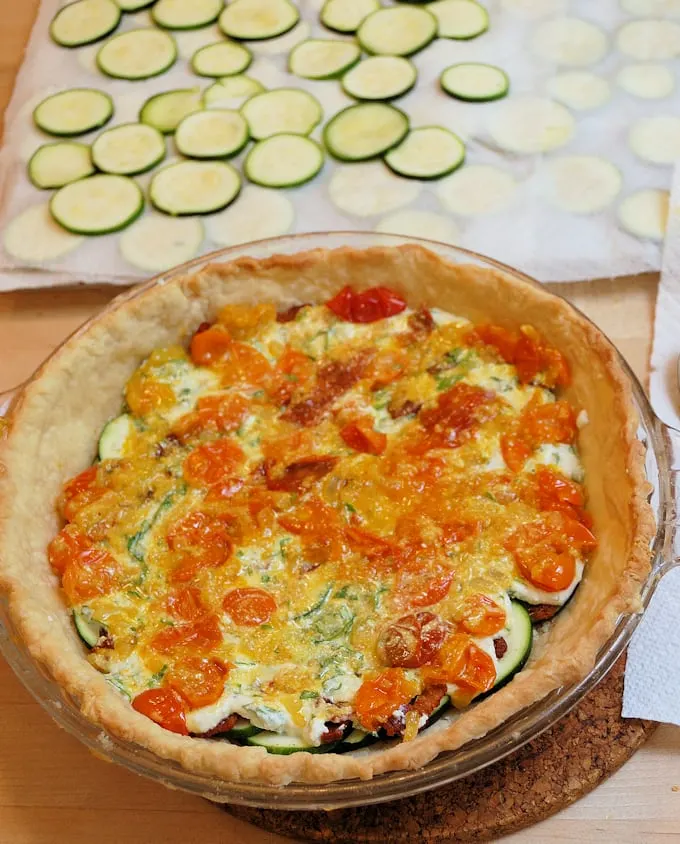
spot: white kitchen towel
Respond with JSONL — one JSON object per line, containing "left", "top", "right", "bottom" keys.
{"left": 1, "top": 0, "right": 679, "bottom": 290}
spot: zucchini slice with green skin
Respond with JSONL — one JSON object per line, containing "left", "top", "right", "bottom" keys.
{"left": 441, "top": 63, "right": 510, "bottom": 102}
{"left": 74, "top": 608, "right": 109, "bottom": 648}
{"left": 218, "top": 0, "right": 299, "bottom": 41}
{"left": 494, "top": 601, "right": 533, "bottom": 688}
{"left": 120, "top": 215, "right": 204, "bottom": 272}
{"left": 424, "top": 694, "right": 451, "bottom": 727}
{"left": 98, "top": 413, "right": 134, "bottom": 460}
{"left": 33, "top": 89, "right": 113, "bottom": 137}
{"left": 223, "top": 717, "right": 262, "bottom": 740}
{"left": 203, "top": 75, "right": 265, "bottom": 106}
{"left": 324, "top": 103, "right": 409, "bottom": 161}
{"left": 357, "top": 6, "right": 437, "bottom": 56}
{"left": 91, "top": 123, "right": 166, "bottom": 175}
{"left": 96, "top": 28, "right": 177, "bottom": 79}
{"left": 320, "top": 0, "right": 380, "bottom": 34}
{"left": 28, "top": 142, "right": 94, "bottom": 190}
{"left": 50, "top": 0, "right": 121, "bottom": 48}
{"left": 3, "top": 204, "right": 85, "bottom": 264}
{"left": 247, "top": 731, "right": 340, "bottom": 754}
{"left": 191, "top": 41, "right": 253, "bottom": 77}
{"left": 50, "top": 174, "right": 144, "bottom": 235}
{"left": 175, "top": 109, "right": 249, "bottom": 159}
{"left": 241, "top": 88, "right": 323, "bottom": 139}
{"left": 335, "top": 728, "right": 378, "bottom": 752}
{"left": 288, "top": 39, "right": 361, "bottom": 80}
{"left": 149, "top": 160, "right": 241, "bottom": 215}
{"left": 151, "top": 0, "right": 222, "bottom": 30}
{"left": 384, "top": 126, "right": 465, "bottom": 179}
{"left": 245, "top": 134, "right": 324, "bottom": 188}
{"left": 342, "top": 56, "right": 417, "bottom": 101}
{"left": 116, "top": 0, "right": 156, "bottom": 10}
{"left": 428, "top": 0, "right": 489, "bottom": 40}
{"left": 139, "top": 88, "right": 202, "bottom": 134}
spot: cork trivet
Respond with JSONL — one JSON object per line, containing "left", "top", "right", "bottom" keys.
{"left": 224, "top": 654, "right": 655, "bottom": 842}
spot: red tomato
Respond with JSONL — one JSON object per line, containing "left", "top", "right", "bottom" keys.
{"left": 500, "top": 432, "right": 532, "bottom": 473}
{"left": 396, "top": 565, "right": 455, "bottom": 609}
{"left": 379, "top": 612, "right": 450, "bottom": 668}
{"left": 150, "top": 614, "right": 222, "bottom": 654}
{"left": 278, "top": 497, "right": 342, "bottom": 537}
{"left": 172, "top": 393, "right": 248, "bottom": 442}
{"left": 441, "top": 520, "right": 479, "bottom": 546}
{"left": 166, "top": 657, "right": 230, "bottom": 709}
{"left": 48, "top": 525, "right": 91, "bottom": 575}
{"left": 353, "top": 669, "right": 420, "bottom": 732}
{"left": 326, "top": 286, "right": 407, "bottom": 323}
{"left": 49, "top": 526, "right": 119, "bottom": 603}
{"left": 61, "top": 466, "right": 108, "bottom": 522}
{"left": 513, "top": 541, "right": 577, "bottom": 592}
{"left": 534, "top": 466, "right": 585, "bottom": 518}
{"left": 420, "top": 383, "right": 494, "bottom": 448}
{"left": 270, "top": 348, "right": 316, "bottom": 404}
{"left": 265, "top": 455, "right": 338, "bottom": 492}
{"left": 345, "top": 526, "right": 396, "bottom": 562}
{"left": 132, "top": 688, "right": 188, "bottom": 735}
{"left": 340, "top": 420, "right": 387, "bottom": 455}
{"left": 524, "top": 400, "right": 576, "bottom": 445}
{"left": 183, "top": 439, "right": 245, "bottom": 486}
{"left": 190, "top": 325, "right": 233, "bottom": 366}
{"left": 467, "top": 324, "right": 518, "bottom": 362}
{"left": 223, "top": 587, "right": 277, "bottom": 626}
{"left": 459, "top": 594, "right": 506, "bottom": 636}
{"left": 423, "top": 633, "right": 496, "bottom": 693}
{"left": 366, "top": 350, "right": 409, "bottom": 389}
{"left": 165, "top": 586, "right": 207, "bottom": 622}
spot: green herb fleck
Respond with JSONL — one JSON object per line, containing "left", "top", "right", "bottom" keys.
{"left": 300, "top": 690, "right": 319, "bottom": 700}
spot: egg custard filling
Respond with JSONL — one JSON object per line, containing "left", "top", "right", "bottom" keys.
{"left": 48, "top": 286, "right": 596, "bottom": 753}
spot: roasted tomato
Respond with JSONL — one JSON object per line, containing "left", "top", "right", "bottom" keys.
{"left": 183, "top": 439, "right": 245, "bottom": 487}
{"left": 423, "top": 633, "right": 496, "bottom": 693}
{"left": 132, "top": 688, "right": 188, "bottom": 735}
{"left": 265, "top": 455, "right": 338, "bottom": 492}
{"left": 49, "top": 526, "right": 119, "bottom": 603}
{"left": 326, "top": 286, "right": 407, "bottom": 323}
{"left": 190, "top": 325, "right": 233, "bottom": 366}
{"left": 379, "top": 611, "right": 451, "bottom": 668}
{"left": 353, "top": 668, "right": 420, "bottom": 732}
{"left": 172, "top": 393, "right": 248, "bottom": 442}
{"left": 340, "top": 419, "right": 387, "bottom": 455}
{"left": 217, "top": 303, "right": 276, "bottom": 340}
{"left": 165, "top": 586, "right": 208, "bottom": 622}
{"left": 166, "top": 657, "right": 230, "bottom": 709}
{"left": 458, "top": 595, "right": 506, "bottom": 637}
{"left": 149, "top": 614, "right": 222, "bottom": 654}
{"left": 395, "top": 564, "right": 454, "bottom": 609}
{"left": 60, "top": 466, "right": 108, "bottom": 522}
{"left": 419, "top": 383, "right": 494, "bottom": 449}
{"left": 223, "top": 587, "right": 277, "bottom": 626}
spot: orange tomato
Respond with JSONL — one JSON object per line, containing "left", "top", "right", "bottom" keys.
{"left": 524, "top": 399, "right": 576, "bottom": 445}
{"left": 467, "top": 324, "right": 518, "bottom": 362}
{"left": 165, "top": 586, "right": 208, "bottom": 622}
{"left": 500, "top": 432, "right": 532, "bottom": 473}
{"left": 47, "top": 524, "right": 91, "bottom": 576}
{"left": 172, "top": 393, "right": 248, "bottom": 442}
{"left": 217, "top": 303, "right": 276, "bottom": 340}
{"left": 222, "top": 588, "right": 277, "bottom": 626}
{"left": 353, "top": 669, "right": 420, "bottom": 732}
{"left": 166, "top": 657, "right": 230, "bottom": 709}
{"left": 269, "top": 348, "right": 316, "bottom": 404}
{"left": 60, "top": 466, "right": 107, "bottom": 522}
{"left": 125, "top": 373, "right": 175, "bottom": 417}
{"left": 458, "top": 595, "right": 506, "bottom": 637}
{"left": 379, "top": 612, "right": 450, "bottom": 668}
{"left": 149, "top": 614, "right": 222, "bottom": 654}
{"left": 183, "top": 439, "right": 245, "bottom": 487}
{"left": 419, "top": 383, "right": 494, "bottom": 449}
{"left": 132, "top": 688, "right": 188, "bottom": 735}
{"left": 340, "top": 419, "right": 387, "bottom": 455}
{"left": 190, "top": 325, "right": 233, "bottom": 366}
{"left": 397, "top": 565, "right": 454, "bottom": 609}
{"left": 423, "top": 633, "right": 496, "bottom": 693}
{"left": 61, "top": 543, "right": 120, "bottom": 604}
{"left": 534, "top": 466, "right": 585, "bottom": 520}
{"left": 366, "top": 349, "right": 409, "bottom": 389}
{"left": 167, "top": 510, "right": 234, "bottom": 582}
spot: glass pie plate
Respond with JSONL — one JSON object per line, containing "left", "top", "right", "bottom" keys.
{"left": 0, "top": 232, "right": 676, "bottom": 810}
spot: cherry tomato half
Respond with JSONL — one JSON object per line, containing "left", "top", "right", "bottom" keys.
{"left": 326, "top": 286, "right": 407, "bottom": 323}
{"left": 340, "top": 420, "right": 387, "bottom": 455}
{"left": 353, "top": 668, "right": 420, "bottom": 732}
{"left": 223, "top": 587, "right": 277, "bottom": 626}
{"left": 132, "top": 688, "right": 188, "bottom": 735}
{"left": 166, "top": 657, "right": 230, "bottom": 709}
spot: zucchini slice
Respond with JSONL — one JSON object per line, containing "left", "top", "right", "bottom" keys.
{"left": 494, "top": 601, "right": 532, "bottom": 688}
{"left": 546, "top": 71, "right": 610, "bottom": 111}
{"left": 3, "top": 203, "right": 84, "bottom": 263}
{"left": 205, "top": 184, "right": 294, "bottom": 245}
{"left": 241, "top": 88, "right": 322, "bottom": 139}
{"left": 191, "top": 41, "right": 253, "bottom": 77}
{"left": 223, "top": 717, "right": 262, "bottom": 740}
{"left": 175, "top": 109, "right": 249, "bottom": 159}
{"left": 91, "top": 123, "right": 166, "bottom": 175}
{"left": 116, "top": 0, "right": 156, "bottom": 10}
{"left": 151, "top": 0, "right": 223, "bottom": 30}
{"left": 120, "top": 215, "right": 204, "bottom": 271}
{"left": 50, "top": 174, "right": 144, "bottom": 234}
{"left": 329, "top": 162, "right": 421, "bottom": 216}
{"left": 99, "top": 414, "right": 134, "bottom": 459}
{"left": 74, "top": 608, "right": 109, "bottom": 648}
{"left": 384, "top": 126, "right": 465, "bottom": 179}
{"left": 617, "top": 20, "right": 680, "bottom": 61}
{"left": 50, "top": 0, "right": 121, "bottom": 48}
{"left": 357, "top": 6, "right": 437, "bottom": 56}
{"left": 436, "top": 164, "right": 517, "bottom": 216}
{"left": 28, "top": 142, "right": 94, "bottom": 189}
{"left": 531, "top": 17, "right": 608, "bottom": 67}
{"left": 33, "top": 88, "right": 113, "bottom": 137}
{"left": 139, "top": 88, "right": 202, "bottom": 134}
{"left": 542, "top": 155, "right": 622, "bottom": 215}
{"left": 488, "top": 96, "right": 574, "bottom": 153}
{"left": 629, "top": 114, "right": 680, "bottom": 165}
{"left": 320, "top": 0, "right": 380, "bottom": 34}
{"left": 288, "top": 39, "right": 361, "bottom": 80}
{"left": 150, "top": 160, "right": 241, "bottom": 215}
{"left": 218, "top": 0, "right": 299, "bottom": 41}
{"left": 342, "top": 56, "right": 417, "bottom": 101}
{"left": 96, "top": 28, "right": 177, "bottom": 79}
{"left": 324, "top": 103, "right": 409, "bottom": 161}
{"left": 203, "top": 75, "right": 265, "bottom": 106}
{"left": 617, "top": 188, "right": 669, "bottom": 242}
{"left": 441, "top": 63, "right": 509, "bottom": 102}
{"left": 247, "top": 731, "right": 340, "bottom": 754}
{"left": 428, "top": 0, "right": 489, "bottom": 40}
{"left": 244, "top": 134, "right": 324, "bottom": 188}
{"left": 335, "top": 728, "right": 378, "bottom": 752}
{"left": 616, "top": 63, "right": 675, "bottom": 100}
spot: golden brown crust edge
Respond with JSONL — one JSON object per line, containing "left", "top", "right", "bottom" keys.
{"left": 0, "top": 245, "right": 656, "bottom": 787}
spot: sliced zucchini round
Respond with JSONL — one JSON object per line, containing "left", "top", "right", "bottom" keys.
{"left": 96, "top": 28, "right": 177, "bottom": 79}
{"left": 50, "top": 174, "right": 144, "bottom": 234}
{"left": 116, "top": 0, "right": 156, "bottom": 10}
{"left": 494, "top": 601, "right": 532, "bottom": 688}
{"left": 335, "top": 728, "right": 378, "bottom": 753}
{"left": 203, "top": 75, "right": 265, "bottom": 106}
{"left": 175, "top": 109, "right": 249, "bottom": 159}
{"left": 28, "top": 142, "right": 94, "bottom": 190}
{"left": 532, "top": 17, "right": 608, "bottom": 67}
{"left": 329, "top": 162, "right": 422, "bottom": 217}
{"left": 33, "top": 88, "right": 114, "bottom": 137}
{"left": 441, "top": 63, "right": 509, "bottom": 102}
{"left": 324, "top": 102, "right": 409, "bottom": 161}
{"left": 320, "top": 0, "right": 380, "bottom": 34}
{"left": 50, "top": 0, "right": 121, "bottom": 48}
{"left": 488, "top": 96, "right": 574, "bottom": 154}
{"left": 223, "top": 717, "right": 262, "bottom": 740}
{"left": 428, "top": 0, "right": 489, "bottom": 39}
{"left": 289, "top": 39, "right": 361, "bottom": 80}
{"left": 241, "top": 88, "right": 322, "bottom": 139}
{"left": 120, "top": 215, "right": 204, "bottom": 271}
{"left": 139, "top": 88, "right": 202, "bottom": 134}
{"left": 74, "top": 608, "right": 109, "bottom": 648}
{"left": 342, "top": 56, "right": 417, "bottom": 101}
{"left": 384, "top": 126, "right": 465, "bottom": 179}
{"left": 191, "top": 41, "right": 253, "bottom": 77}
{"left": 205, "top": 184, "right": 294, "bottom": 245}
{"left": 617, "top": 188, "right": 670, "bottom": 242}
{"left": 150, "top": 160, "right": 241, "bottom": 215}
{"left": 357, "top": 6, "right": 437, "bottom": 56}
{"left": 151, "top": 0, "right": 223, "bottom": 30}
{"left": 98, "top": 414, "right": 134, "bottom": 459}
{"left": 616, "top": 63, "right": 675, "bottom": 100}
{"left": 91, "top": 123, "right": 166, "bottom": 175}
{"left": 219, "top": 0, "right": 299, "bottom": 41}
{"left": 247, "top": 730, "right": 339, "bottom": 754}
{"left": 3, "top": 203, "right": 85, "bottom": 264}
{"left": 245, "top": 134, "right": 324, "bottom": 188}
{"left": 629, "top": 114, "right": 680, "bottom": 165}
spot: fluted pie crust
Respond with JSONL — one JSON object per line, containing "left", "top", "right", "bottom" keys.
{"left": 0, "top": 245, "right": 654, "bottom": 786}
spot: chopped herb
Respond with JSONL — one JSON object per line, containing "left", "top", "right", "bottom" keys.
{"left": 484, "top": 491, "right": 497, "bottom": 502}
{"left": 334, "top": 585, "right": 350, "bottom": 599}
{"left": 252, "top": 389, "right": 265, "bottom": 399}
{"left": 106, "top": 675, "right": 131, "bottom": 701}
{"left": 374, "top": 584, "right": 389, "bottom": 610}
{"left": 554, "top": 452, "right": 561, "bottom": 464}
{"left": 436, "top": 374, "right": 461, "bottom": 391}
{"left": 261, "top": 623, "right": 273, "bottom": 630}
{"left": 300, "top": 690, "right": 319, "bottom": 700}
{"left": 261, "top": 574, "right": 271, "bottom": 583}
{"left": 446, "top": 348, "right": 465, "bottom": 365}
{"left": 344, "top": 502, "right": 356, "bottom": 513}
{"left": 149, "top": 665, "right": 168, "bottom": 686}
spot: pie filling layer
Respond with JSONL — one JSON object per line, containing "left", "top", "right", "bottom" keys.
{"left": 48, "top": 286, "right": 596, "bottom": 751}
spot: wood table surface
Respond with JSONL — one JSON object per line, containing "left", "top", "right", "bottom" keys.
{"left": 0, "top": 3, "right": 679, "bottom": 842}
